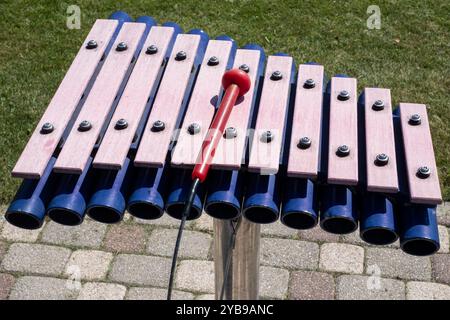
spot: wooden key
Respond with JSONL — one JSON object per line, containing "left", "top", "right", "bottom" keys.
{"left": 12, "top": 19, "right": 118, "bottom": 178}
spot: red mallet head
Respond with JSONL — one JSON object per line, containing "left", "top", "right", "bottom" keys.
{"left": 222, "top": 69, "right": 251, "bottom": 97}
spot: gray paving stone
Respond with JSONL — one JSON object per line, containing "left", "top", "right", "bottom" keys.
{"left": 0, "top": 273, "right": 15, "bottom": 300}
{"left": 406, "top": 281, "right": 450, "bottom": 300}
{"left": 337, "top": 275, "right": 405, "bottom": 300}
{"left": 41, "top": 220, "right": 106, "bottom": 248}
{"left": 64, "top": 250, "right": 113, "bottom": 280}
{"left": 134, "top": 213, "right": 194, "bottom": 228}
{"left": 9, "top": 276, "right": 79, "bottom": 300}
{"left": 104, "top": 224, "right": 147, "bottom": 253}
{"left": 261, "top": 238, "right": 319, "bottom": 270}
{"left": 109, "top": 254, "right": 171, "bottom": 287}
{"left": 262, "top": 221, "right": 298, "bottom": 238}
{"left": 193, "top": 213, "right": 213, "bottom": 232}
{"left": 431, "top": 254, "right": 450, "bottom": 285}
{"left": 437, "top": 225, "right": 449, "bottom": 253}
{"left": 298, "top": 226, "right": 340, "bottom": 243}
{"left": 147, "top": 228, "right": 212, "bottom": 259}
{"left": 175, "top": 260, "right": 214, "bottom": 293}
{"left": 1, "top": 221, "right": 44, "bottom": 242}
{"left": 319, "top": 243, "right": 364, "bottom": 274}
{"left": 437, "top": 203, "right": 450, "bottom": 226}
{"left": 77, "top": 282, "right": 126, "bottom": 300}
{"left": 339, "top": 230, "right": 366, "bottom": 246}
{"left": 260, "top": 266, "right": 290, "bottom": 299}
{"left": 289, "top": 271, "right": 335, "bottom": 300}
{"left": 195, "top": 294, "right": 215, "bottom": 300}
{"left": 365, "top": 247, "right": 431, "bottom": 281}
{"left": 0, "top": 241, "right": 8, "bottom": 261}
{"left": 1, "top": 243, "right": 71, "bottom": 276}
{"left": 126, "top": 287, "right": 194, "bottom": 300}
{"left": 0, "top": 208, "right": 5, "bottom": 230}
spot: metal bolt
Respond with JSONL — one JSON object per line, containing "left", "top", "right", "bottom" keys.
{"left": 336, "top": 144, "right": 350, "bottom": 157}
{"left": 338, "top": 90, "right": 350, "bottom": 101}
{"left": 207, "top": 56, "right": 219, "bottom": 66}
{"left": 188, "top": 123, "right": 201, "bottom": 135}
{"left": 304, "top": 78, "right": 316, "bottom": 89}
{"left": 116, "top": 42, "right": 128, "bottom": 52}
{"left": 261, "top": 130, "right": 274, "bottom": 143}
{"left": 417, "top": 166, "right": 431, "bottom": 179}
{"left": 175, "top": 51, "right": 187, "bottom": 61}
{"left": 239, "top": 64, "right": 250, "bottom": 73}
{"left": 86, "top": 40, "right": 98, "bottom": 49}
{"left": 270, "top": 71, "right": 282, "bottom": 81}
{"left": 40, "top": 122, "right": 54, "bottom": 134}
{"left": 375, "top": 153, "right": 389, "bottom": 166}
{"left": 78, "top": 120, "right": 92, "bottom": 132}
{"left": 115, "top": 118, "right": 128, "bottom": 130}
{"left": 146, "top": 45, "right": 158, "bottom": 55}
{"left": 409, "top": 114, "right": 422, "bottom": 126}
{"left": 151, "top": 120, "right": 165, "bottom": 132}
{"left": 297, "top": 136, "right": 311, "bottom": 149}
{"left": 372, "top": 99, "right": 385, "bottom": 111}
{"left": 224, "top": 127, "right": 237, "bottom": 139}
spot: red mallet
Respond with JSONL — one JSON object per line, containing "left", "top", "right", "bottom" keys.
{"left": 192, "top": 69, "right": 251, "bottom": 182}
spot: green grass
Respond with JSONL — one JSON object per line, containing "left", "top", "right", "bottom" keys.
{"left": 0, "top": 0, "right": 449, "bottom": 203}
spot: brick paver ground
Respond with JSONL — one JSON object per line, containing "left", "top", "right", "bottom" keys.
{"left": 0, "top": 205, "right": 449, "bottom": 300}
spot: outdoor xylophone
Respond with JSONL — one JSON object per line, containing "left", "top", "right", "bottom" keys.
{"left": 5, "top": 11, "right": 443, "bottom": 292}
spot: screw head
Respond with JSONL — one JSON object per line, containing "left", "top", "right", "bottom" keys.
{"left": 261, "top": 130, "right": 274, "bottom": 143}
{"left": 86, "top": 40, "right": 98, "bottom": 49}
{"left": 372, "top": 99, "right": 385, "bottom": 111}
{"left": 270, "top": 71, "right": 282, "bottom": 81}
{"left": 175, "top": 51, "right": 187, "bottom": 61}
{"left": 338, "top": 90, "right": 350, "bottom": 101}
{"left": 224, "top": 127, "right": 237, "bottom": 139}
{"left": 239, "top": 64, "right": 250, "bottom": 73}
{"left": 151, "top": 120, "right": 165, "bottom": 132}
{"left": 188, "top": 123, "right": 201, "bottom": 135}
{"left": 336, "top": 144, "right": 350, "bottom": 157}
{"left": 297, "top": 136, "right": 311, "bottom": 149}
{"left": 409, "top": 114, "right": 422, "bottom": 126}
{"left": 304, "top": 78, "right": 316, "bottom": 89}
{"left": 375, "top": 153, "right": 389, "bottom": 166}
{"left": 116, "top": 42, "right": 128, "bottom": 52}
{"left": 417, "top": 166, "right": 431, "bottom": 179}
{"left": 207, "top": 56, "right": 219, "bottom": 66}
{"left": 146, "top": 45, "right": 158, "bottom": 55}
{"left": 115, "top": 118, "right": 128, "bottom": 130}
{"left": 40, "top": 122, "right": 54, "bottom": 134}
{"left": 78, "top": 120, "right": 92, "bottom": 132}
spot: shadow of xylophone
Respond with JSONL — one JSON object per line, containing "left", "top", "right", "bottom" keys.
{"left": 6, "top": 11, "right": 442, "bottom": 257}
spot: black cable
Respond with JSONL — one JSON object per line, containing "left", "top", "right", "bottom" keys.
{"left": 167, "top": 178, "right": 200, "bottom": 300}
{"left": 219, "top": 217, "right": 241, "bottom": 300}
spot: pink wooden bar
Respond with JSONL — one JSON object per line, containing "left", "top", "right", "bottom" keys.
{"left": 170, "top": 40, "right": 233, "bottom": 168}
{"left": 93, "top": 26, "right": 175, "bottom": 170}
{"left": 53, "top": 22, "right": 146, "bottom": 174}
{"left": 211, "top": 49, "right": 261, "bottom": 169}
{"left": 133, "top": 34, "right": 201, "bottom": 167}
{"left": 364, "top": 88, "right": 399, "bottom": 193}
{"left": 327, "top": 77, "right": 358, "bottom": 185}
{"left": 247, "top": 55, "right": 293, "bottom": 174}
{"left": 399, "top": 103, "right": 442, "bottom": 204}
{"left": 12, "top": 19, "right": 118, "bottom": 178}
{"left": 287, "top": 64, "right": 324, "bottom": 179}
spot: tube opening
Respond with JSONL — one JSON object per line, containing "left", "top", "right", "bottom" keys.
{"left": 321, "top": 217, "right": 357, "bottom": 234}
{"left": 48, "top": 208, "right": 83, "bottom": 226}
{"left": 243, "top": 206, "right": 278, "bottom": 224}
{"left": 205, "top": 202, "right": 240, "bottom": 220}
{"left": 401, "top": 238, "right": 439, "bottom": 256}
{"left": 5, "top": 211, "right": 42, "bottom": 230}
{"left": 166, "top": 203, "right": 201, "bottom": 221}
{"left": 128, "top": 202, "right": 163, "bottom": 220}
{"left": 281, "top": 211, "right": 317, "bottom": 230}
{"left": 87, "top": 206, "right": 123, "bottom": 224}
{"left": 360, "top": 227, "right": 398, "bottom": 245}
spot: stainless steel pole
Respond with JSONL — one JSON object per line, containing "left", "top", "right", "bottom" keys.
{"left": 213, "top": 217, "right": 260, "bottom": 300}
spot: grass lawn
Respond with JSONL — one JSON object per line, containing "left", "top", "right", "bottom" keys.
{"left": 0, "top": 0, "right": 448, "bottom": 203}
